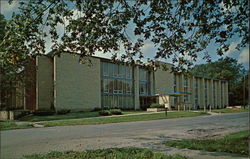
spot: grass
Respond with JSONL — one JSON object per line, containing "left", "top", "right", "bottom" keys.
{"left": 0, "top": 121, "right": 33, "bottom": 131}
{"left": 23, "top": 147, "right": 190, "bottom": 159}
{"left": 41, "top": 111, "right": 208, "bottom": 127}
{"left": 0, "top": 111, "right": 208, "bottom": 131}
{"left": 211, "top": 107, "right": 249, "bottom": 113}
{"left": 165, "top": 130, "right": 249, "bottom": 155}
{"left": 19, "top": 111, "right": 101, "bottom": 122}
{"left": 19, "top": 111, "right": 148, "bottom": 122}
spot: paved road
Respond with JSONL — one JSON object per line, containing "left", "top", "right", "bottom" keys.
{"left": 1, "top": 112, "right": 248, "bottom": 159}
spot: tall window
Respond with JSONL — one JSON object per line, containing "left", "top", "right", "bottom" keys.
{"left": 213, "top": 81, "right": 216, "bottom": 107}
{"left": 204, "top": 80, "right": 208, "bottom": 107}
{"left": 194, "top": 78, "right": 198, "bottom": 107}
{"left": 221, "top": 82, "right": 223, "bottom": 107}
{"left": 183, "top": 76, "right": 188, "bottom": 102}
{"left": 139, "top": 68, "right": 150, "bottom": 95}
{"left": 174, "top": 74, "right": 177, "bottom": 105}
{"left": 101, "top": 62, "right": 134, "bottom": 109}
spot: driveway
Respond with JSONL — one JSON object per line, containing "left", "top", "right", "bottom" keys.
{"left": 1, "top": 112, "right": 248, "bottom": 159}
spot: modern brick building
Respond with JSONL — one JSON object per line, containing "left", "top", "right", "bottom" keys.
{"left": 2, "top": 53, "right": 229, "bottom": 111}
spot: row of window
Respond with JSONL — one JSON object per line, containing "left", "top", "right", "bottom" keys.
{"left": 183, "top": 77, "right": 188, "bottom": 102}
{"left": 102, "top": 79, "right": 133, "bottom": 95}
{"left": 102, "top": 62, "right": 132, "bottom": 79}
{"left": 139, "top": 69, "right": 150, "bottom": 95}
{"left": 101, "top": 95, "right": 134, "bottom": 109}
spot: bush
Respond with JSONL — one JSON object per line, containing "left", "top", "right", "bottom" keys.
{"left": 33, "top": 110, "right": 55, "bottom": 116}
{"left": 110, "top": 109, "right": 122, "bottom": 115}
{"left": 57, "top": 109, "right": 71, "bottom": 115}
{"left": 91, "top": 107, "right": 102, "bottom": 112}
{"left": 150, "top": 103, "right": 165, "bottom": 108}
{"left": 99, "top": 110, "right": 111, "bottom": 116}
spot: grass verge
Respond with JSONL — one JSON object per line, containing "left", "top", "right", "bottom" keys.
{"left": 0, "top": 121, "right": 33, "bottom": 131}
{"left": 165, "top": 130, "right": 249, "bottom": 155}
{"left": 211, "top": 108, "right": 249, "bottom": 113}
{"left": 23, "top": 147, "right": 190, "bottom": 159}
{"left": 19, "top": 111, "right": 148, "bottom": 122}
{"left": 41, "top": 111, "right": 208, "bottom": 127}
{"left": 0, "top": 111, "right": 208, "bottom": 131}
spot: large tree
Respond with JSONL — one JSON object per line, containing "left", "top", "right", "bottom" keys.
{"left": 191, "top": 57, "right": 248, "bottom": 106}
{"left": 1, "top": 0, "right": 248, "bottom": 69}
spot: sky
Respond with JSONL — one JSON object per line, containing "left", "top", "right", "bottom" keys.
{"left": 0, "top": 0, "right": 249, "bottom": 70}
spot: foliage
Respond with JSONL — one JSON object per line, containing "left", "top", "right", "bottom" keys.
{"left": 191, "top": 57, "right": 246, "bottom": 81}
{"left": 150, "top": 103, "right": 165, "bottom": 108}
{"left": 0, "top": 14, "right": 7, "bottom": 47}
{"left": 190, "top": 57, "right": 248, "bottom": 105}
{"left": 23, "top": 147, "right": 190, "bottom": 159}
{"left": 1, "top": 0, "right": 249, "bottom": 74}
{"left": 165, "top": 130, "right": 249, "bottom": 155}
{"left": 91, "top": 107, "right": 102, "bottom": 112}
{"left": 110, "top": 109, "right": 122, "bottom": 115}
{"left": 99, "top": 110, "right": 111, "bottom": 116}
{"left": 33, "top": 110, "right": 55, "bottom": 116}
{"left": 57, "top": 109, "right": 70, "bottom": 115}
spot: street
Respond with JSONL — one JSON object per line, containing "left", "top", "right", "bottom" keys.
{"left": 1, "top": 112, "right": 248, "bottom": 159}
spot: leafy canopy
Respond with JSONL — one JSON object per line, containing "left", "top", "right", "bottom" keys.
{"left": 191, "top": 57, "right": 247, "bottom": 106}
{"left": 1, "top": 0, "right": 249, "bottom": 72}
{"left": 190, "top": 57, "right": 246, "bottom": 81}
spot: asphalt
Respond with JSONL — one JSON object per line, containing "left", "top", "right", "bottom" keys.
{"left": 0, "top": 112, "right": 248, "bottom": 159}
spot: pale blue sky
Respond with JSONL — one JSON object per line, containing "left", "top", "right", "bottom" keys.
{"left": 1, "top": 0, "right": 248, "bottom": 69}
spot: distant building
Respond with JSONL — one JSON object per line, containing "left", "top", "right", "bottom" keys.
{"left": 1, "top": 53, "right": 229, "bottom": 111}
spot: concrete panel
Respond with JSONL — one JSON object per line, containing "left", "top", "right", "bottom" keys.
{"left": 154, "top": 63, "right": 174, "bottom": 94}
{"left": 54, "top": 54, "right": 101, "bottom": 111}
{"left": 134, "top": 66, "right": 140, "bottom": 110}
{"left": 37, "top": 56, "right": 53, "bottom": 110}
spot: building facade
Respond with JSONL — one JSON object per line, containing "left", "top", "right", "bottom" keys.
{"left": 1, "top": 53, "right": 229, "bottom": 111}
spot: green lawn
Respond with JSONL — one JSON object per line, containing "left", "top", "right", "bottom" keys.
{"left": 212, "top": 107, "right": 249, "bottom": 113}
{"left": 41, "top": 111, "right": 208, "bottom": 127}
{"left": 0, "top": 121, "right": 33, "bottom": 131}
{"left": 19, "top": 111, "right": 148, "bottom": 122}
{"left": 165, "top": 130, "right": 249, "bottom": 155}
{"left": 19, "top": 111, "right": 150, "bottom": 122}
{"left": 23, "top": 147, "right": 190, "bottom": 159}
{"left": 0, "top": 111, "right": 208, "bottom": 131}
{"left": 19, "top": 111, "right": 101, "bottom": 122}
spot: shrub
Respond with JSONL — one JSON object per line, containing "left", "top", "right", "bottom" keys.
{"left": 110, "top": 109, "right": 122, "bottom": 115}
{"left": 33, "top": 110, "right": 55, "bottom": 116}
{"left": 150, "top": 103, "right": 165, "bottom": 108}
{"left": 99, "top": 110, "right": 111, "bottom": 116}
{"left": 91, "top": 107, "right": 102, "bottom": 112}
{"left": 57, "top": 109, "right": 71, "bottom": 115}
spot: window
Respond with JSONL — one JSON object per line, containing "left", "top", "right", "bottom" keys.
{"left": 194, "top": 78, "right": 199, "bottom": 106}
{"left": 213, "top": 81, "right": 216, "bottom": 106}
{"left": 184, "top": 76, "right": 188, "bottom": 102}
{"left": 101, "top": 62, "right": 134, "bottom": 108}
{"left": 221, "top": 82, "right": 223, "bottom": 106}
{"left": 103, "top": 62, "right": 108, "bottom": 76}
{"left": 126, "top": 66, "right": 132, "bottom": 79}
{"left": 204, "top": 80, "right": 208, "bottom": 107}
{"left": 103, "top": 79, "right": 109, "bottom": 93}
{"left": 139, "top": 68, "right": 150, "bottom": 95}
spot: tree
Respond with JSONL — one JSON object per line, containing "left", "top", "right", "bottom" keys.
{"left": 0, "top": 14, "right": 7, "bottom": 46}
{"left": 190, "top": 57, "right": 247, "bottom": 106}
{"left": 1, "top": 0, "right": 248, "bottom": 70}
